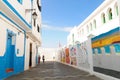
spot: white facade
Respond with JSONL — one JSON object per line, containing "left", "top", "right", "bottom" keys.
{"left": 24, "top": 0, "right": 42, "bottom": 70}
{"left": 0, "top": 0, "right": 41, "bottom": 79}
{"left": 38, "top": 48, "right": 58, "bottom": 61}
{"left": 66, "top": 0, "right": 120, "bottom": 79}
{"left": 68, "top": 0, "right": 119, "bottom": 45}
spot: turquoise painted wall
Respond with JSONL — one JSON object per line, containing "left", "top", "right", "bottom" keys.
{"left": 0, "top": 56, "right": 24, "bottom": 79}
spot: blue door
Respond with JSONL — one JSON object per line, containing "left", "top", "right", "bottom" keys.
{"left": 6, "top": 33, "right": 14, "bottom": 72}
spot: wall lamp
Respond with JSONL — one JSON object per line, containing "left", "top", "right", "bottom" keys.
{"left": 25, "top": 9, "right": 38, "bottom": 26}
{"left": 25, "top": 9, "right": 38, "bottom": 19}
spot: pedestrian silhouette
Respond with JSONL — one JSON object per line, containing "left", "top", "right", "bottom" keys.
{"left": 42, "top": 55, "right": 45, "bottom": 63}
{"left": 38, "top": 55, "right": 41, "bottom": 64}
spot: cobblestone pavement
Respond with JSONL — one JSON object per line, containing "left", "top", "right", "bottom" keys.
{"left": 5, "top": 62, "right": 102, "bottom": 80}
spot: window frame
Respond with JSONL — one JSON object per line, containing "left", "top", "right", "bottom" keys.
{"left": 104, "top": 45, "right": 111, "bottom": 54}
{"left": 102, "top": 13, "right": 106, "bottom": 24}
{"left": 108, "top": 8, "right": 112, "bottom": 20}
{"left": 17, "top": 0, "right": 23, "bottom": 4}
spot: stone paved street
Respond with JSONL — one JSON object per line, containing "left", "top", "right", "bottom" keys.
{"left": 5, "top": 62, "right": 102, "bottom": 80}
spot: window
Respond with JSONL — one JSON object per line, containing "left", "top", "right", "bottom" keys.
{"left": 87, "top": 25, "right": 89, "bottom": 33}
{"left": 104, "top": 45, "right": 111, "bottom": 54}
{"left": 108, "top": 8, "right": 112, "bottom": 20}
{"left": 102, "top": 13, "right": 106, "bottom": 23}
{"left": 115, "top": 5, "right": 119, "bottom": 16}
{"left": 80, "top": 31, "right": 81, "bottom": 36}
{"left": 93, "top": 20, "right": 96, "bottom": 29}
{"left": 113, "top": 43, "right": 120, "bottom": 54}
{"left": 17, "top": 0, "right": 22, "bottom": 4}
{"left": 92, "top": 48, "right": 95, "bottom": 54}
{"left": 97, "top": 47, "right": 102, "bottom": 54}
{"left": 37, "top": 25, "right": 40, "bottom": 32}
{"left": 114, "top": 3, "right": 119, "bottom": 16}
{"left": 82, "top": 29, "right": 84, "bottom": 35}
{"left": 37, "top": 0, "right": 41, "bottom": 12}
{"left": 90, "top": 23, "right": 92, "bottom": 31}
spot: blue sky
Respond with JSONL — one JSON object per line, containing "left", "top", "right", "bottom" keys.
{"left": 41, "top": 0, "right": 104, "bottom": 48}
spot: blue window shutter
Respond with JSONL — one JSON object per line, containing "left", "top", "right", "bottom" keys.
{"left": 17, "top": 0, "right": 22, "bottom": 4}
{"left": 104, "top": 45, "right": 111, "bottom": 54}
{"left": 114, "top": 43, "right": 120, "bottom": 53}
{"left": 97, "top": 48, "right": 101, "bottom": 54}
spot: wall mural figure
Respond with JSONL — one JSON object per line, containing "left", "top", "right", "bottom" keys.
{"left": 69, "top": 46, "right": 77, "bottom": 65}
{"left": 76, "top": 42, "right": 90, "bottom": 69}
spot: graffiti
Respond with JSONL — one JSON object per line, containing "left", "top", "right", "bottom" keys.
{"left": 76, "top": 43, "right": 88, "bottom": 64}
{"left": 65, "top": 48, "right": 70, "bottom": 64}
{"left": 70, "top": 47, "right": 76, "bottom": 56}
{"left": 92, "top": 27, "right": 120, "bottom": 54}
{"left": 69, "top": 46, "right": 77, "bottom": 65}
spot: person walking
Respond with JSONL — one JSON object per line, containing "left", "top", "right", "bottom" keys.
{"left": 42, "top": 55, "right": 45, "bottom": 63}
{"left": 38, "top": 55, "right": 41, "bottom": 64}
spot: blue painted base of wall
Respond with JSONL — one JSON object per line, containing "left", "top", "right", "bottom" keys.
{"left": 0, "top": 55, "right": 24, "bottom": 80}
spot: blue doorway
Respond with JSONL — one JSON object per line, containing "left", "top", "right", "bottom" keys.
{"left": 6, "top": 30, "right": 15, "bottom": 73}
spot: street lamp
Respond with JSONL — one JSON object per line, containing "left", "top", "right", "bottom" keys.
{"left": 25, "top": 9, "right": 38, "bottom": 27}
{"left": 32, "top": 11, "right": 38, "bottom": 26}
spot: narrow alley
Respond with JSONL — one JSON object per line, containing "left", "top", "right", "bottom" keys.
{"left": 5, "top": 62, "right": 102, "bottom": 80}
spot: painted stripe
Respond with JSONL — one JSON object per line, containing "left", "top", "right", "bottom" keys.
{"left": 3, "top": 0, "right": 32, "bottom": 29}
{"left": 0, "top": 12, "right": 25, "bottom": 32}
{"left": 92, "top": 27, "right": 120, "bottom": 42}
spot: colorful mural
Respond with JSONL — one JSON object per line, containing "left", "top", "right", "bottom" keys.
{"left": 92, "top": 27, "right": 120, "bottom": 54}
{"left": 76, "top": 43, "right": 88, "bottom": 64}
{"left": 61, "top": 49, "right": 65, "bottom": 63}
{"left": 75, "top": 42, "right": 90, "bottom": 70}
{"left": 65, "top": 48, "right": 70, "bottom": 64}
{"left": 69, "top": 46, "right": 77, "bottom": 65}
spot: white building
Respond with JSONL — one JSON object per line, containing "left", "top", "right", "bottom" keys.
{"left": 67, "top": 0, "right": 120, "bottom": 79}
{"left": 38, "top": 48, "right": 58, "bottom": 61}
{"left": 0, "top": 0, "right": 41, "bottom": 79}
{"left": 68, "top": 0, "right": 119, "bottom": 45}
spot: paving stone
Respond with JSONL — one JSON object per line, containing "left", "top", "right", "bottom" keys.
{"left": 5, "top": 61, "right": 102, "bottom": 80}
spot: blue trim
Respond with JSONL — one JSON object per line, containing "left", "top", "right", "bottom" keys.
{"left": 104, "top": 45, "right": 111, "bottom": 54}
{"left": 23, "top": 32, "right": 26, "bottom": 69}
{"left": 17, "top": 0, "right": 23, "bottom": 4}
{"left": 0, "top": 12, "right": 26, "bottom": 79}
{"left": 97, "top": 48, "right": 102, "bottom": 54}
{"left": 3, "top": 0, "right": 32, "bottom": 29}
{"left": 113, "top": 43, "right": 120, "bottom": 53}
{"left": 92, "top": 48, "right": 95, "bottom": 54}
{"left": 92, "top": 27, "right": 120, "bottom": 42}
{"left": 0, "top": 12, "right": 25, "bottom": 32}
{"left": 6, "top": 29, "right": 15, "bottom": 71}
{"left": 0, "top": 30, "right": 25, "bottom": 79}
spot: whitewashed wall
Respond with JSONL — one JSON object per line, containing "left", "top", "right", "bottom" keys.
{"left": 0, "top": 15, "right": 25, "bottom": 56}
{"left": 67, "top": 0, "right": 119, "bottom": 45}
{"left": 38, "top": 48, "right": 58, "bottom": 61}
{"left": 24, "top": 37, "right": 37, "bottom": 70}
{"left": 67, "top": 0, "right": 120, "bottom": 79}
{"left": 8, "top": 0, "right": 31, "bottom": 23}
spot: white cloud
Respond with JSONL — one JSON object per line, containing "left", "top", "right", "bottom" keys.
{"left": 42, "top": 24, "right": 73, "bottom": 32}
